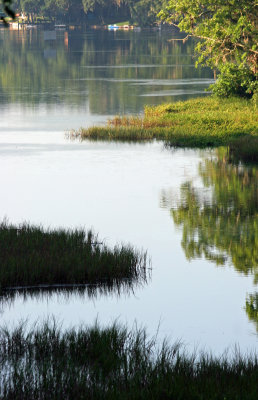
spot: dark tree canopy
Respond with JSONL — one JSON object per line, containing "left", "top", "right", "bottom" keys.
{"left": 1, "top": 0, "right": 15, "bottom": 25}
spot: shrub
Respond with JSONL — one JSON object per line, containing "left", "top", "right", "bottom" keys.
{"left": 210, "top": 64, "right": 257, "bottom": 98}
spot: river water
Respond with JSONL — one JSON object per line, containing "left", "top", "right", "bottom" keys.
{"left": 0, "top": 28, "right": 257, "bottom": 354}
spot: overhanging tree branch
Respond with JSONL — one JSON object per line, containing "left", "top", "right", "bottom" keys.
{"left": 1, "top": 0, "right": 15, "bottom": 25}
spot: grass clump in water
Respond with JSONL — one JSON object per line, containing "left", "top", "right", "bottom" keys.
{"left": 0, "top": 221, "right": 148, "bottom": 290}
{"left": 0, "top": 320, "right": 257, "bottom": 400}
{"left": 71, "top": 97, "right": 258, "bottom": 151}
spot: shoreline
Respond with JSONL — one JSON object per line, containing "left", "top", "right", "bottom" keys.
{"left": 70, "top": 97, "right": 258, "bottom": 162}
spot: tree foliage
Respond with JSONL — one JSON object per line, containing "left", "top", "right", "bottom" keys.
{"left": 159, "top": 1, "right": 258, "bottom": 97}
{"left": 1, "top": 0, "right": 165, "bottom": 25}
{"left": 1, "top": 0, "right": 15, "bottom": 25}
{"left": 127, "top": 0, "right": 164, "bottom": 26}
{"left": 82, "top": 0, "right": 126, "bottom": 18}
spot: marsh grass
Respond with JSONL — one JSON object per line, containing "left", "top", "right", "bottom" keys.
{"left": 70, "top": 97, "right": 258, "bottom": 153}
{"left": 0, "top": 321, "right": 257, "bottom": 400}
{"left": 0, "top": 221, "right": 148, "bottom": 290}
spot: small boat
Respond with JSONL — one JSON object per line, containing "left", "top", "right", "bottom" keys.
{"left": 26, "top": 24, "right": 37, "bottom": 29}
{"left": 108, "top": 24, "right": 119, "bottom": 30}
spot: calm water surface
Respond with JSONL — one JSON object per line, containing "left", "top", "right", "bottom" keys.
{"left": 0, "top": 29, "right": 257, "bottom": 354}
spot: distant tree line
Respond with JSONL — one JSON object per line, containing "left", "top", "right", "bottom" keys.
{"left": 1, "top": 0, "right": 166, "bottom": 25}
{"left": 2, "top": 0, "right": 256, "bottom": 98}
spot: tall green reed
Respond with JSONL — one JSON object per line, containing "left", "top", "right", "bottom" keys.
{"left": 0, "top": 320, "right": 257, "bottom": 400}
{"left": 0, "top": 221, "right": 148, "bottom": 290}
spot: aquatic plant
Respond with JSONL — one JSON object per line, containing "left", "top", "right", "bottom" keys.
{"left": 0, "top": 320, "right": 257, "bottom": 400}
{"left": 0, "top": 221, "right": 148, "bottom": 290}
{"left": 70, "top": 97, "right": 258, "bottom": 155}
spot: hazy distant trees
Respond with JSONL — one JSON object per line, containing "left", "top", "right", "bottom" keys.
{"left": 127, "top": 0, "right": 164, "bottom": 26}
{"left": 1, "top": 0, "right": 165, "bottom": 25}
{"left": 80, "top": 0, "right": 165, "bottom": 25}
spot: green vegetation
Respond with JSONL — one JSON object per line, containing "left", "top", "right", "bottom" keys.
{"left": 3, "top": 0, "right": 164, "bottom": 25}
{"left": 159, "top": 1, "right": 258, "bottom": 98}
{"left": 0, "top": 0, "right": 15, "bottom": 25}
{"left": 0, "top": 320, "right": 257, "bottom": 400}
{"left": 126, "top": 0, "right": 164, "bottom": 27}
{"left": 0, "top": 221, "right": 148, "bottom": 290}
{"left": 71, "top": 97, "right": 258, "bottom": 158}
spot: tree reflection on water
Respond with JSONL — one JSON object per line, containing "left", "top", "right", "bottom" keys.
{"left": 166, "top": 149, "right": 258, "bottom": 330}
{"left": 245, "top": 293, "right": 258, "bottom": 332}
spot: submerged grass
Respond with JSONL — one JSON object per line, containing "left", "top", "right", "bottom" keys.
{"left": 0, "top": 321, "right": 257, "bottom": 400}
{"left": 70, "top": 97, "right": 258, "bottom": 158}
{"left": 0, "top": 221, "right": 148, "bottom": 290}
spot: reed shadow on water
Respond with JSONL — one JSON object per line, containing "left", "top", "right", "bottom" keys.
{"left": 0, "top": 276, "right": 148, "bottom": 311}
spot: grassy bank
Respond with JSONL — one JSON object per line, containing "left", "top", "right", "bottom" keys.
{"left": 0, "top": 221, "right": 148, "bottom": 290}
{"left": 0, "top": 321, "right": 257, "bottom": 400}
{"left": 71, "top": 97, "right": 258, "bottom": 159}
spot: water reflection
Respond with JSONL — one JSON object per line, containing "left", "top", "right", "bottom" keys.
{"left": 245, "top": 293, "right": 258, "bottom": 332}
{"left": 0, "top": 29, "right": 213, "bottom": 114}
{"left": 0, "top": 274, "right": 150, "bottom": 312}
{"left": 0, "top": 142, "right": 256, "bottom": 349}
{"left": 167, "top": 150, "right": 258, "bottom": 281}
{"left": 161, "top": 149, "right": 258, "bottom": 331}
